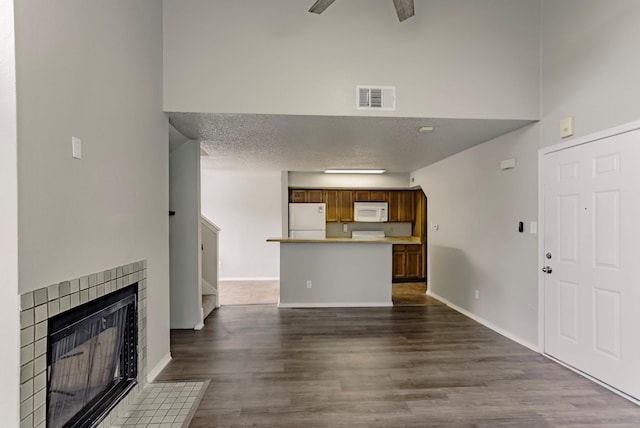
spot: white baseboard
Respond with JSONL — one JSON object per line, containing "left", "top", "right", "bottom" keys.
{"left": 194, "top": 322, "right": 204, "bottom": 330}
{"left": 278, "top": 301, "right": 392, "bottom": 308}
{"left": 427, "top": 290, "right": 539, "bottom": 352}
{"left": 220, "top": 277, "right": 279, "bottom": 281}
{"left": 147, "top": 352, "right": 172, "bottom": 383}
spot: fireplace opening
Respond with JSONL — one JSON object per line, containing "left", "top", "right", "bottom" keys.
{"left": 47, "top": 284, "right": 138, "bottom": 428}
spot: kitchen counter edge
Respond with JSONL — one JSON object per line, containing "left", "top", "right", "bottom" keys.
{"left": 267, "top": 237, "right": 422, "bottom": 245}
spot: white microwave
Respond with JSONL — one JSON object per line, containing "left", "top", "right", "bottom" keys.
{"left": 354, "top": 202, "right": 388, "bottom": 222}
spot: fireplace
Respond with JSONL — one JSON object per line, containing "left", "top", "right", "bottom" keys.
{"left": 47, "top": 284, "right": 138, "bottom": 428}
{"left": 19, "top": 261, "right": 148, "bottom": 428}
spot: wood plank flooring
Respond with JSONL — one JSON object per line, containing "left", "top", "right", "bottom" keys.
{"left": 158, "top": 301, "right": 640, "bottom": 427}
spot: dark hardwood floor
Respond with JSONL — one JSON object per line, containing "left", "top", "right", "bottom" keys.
{"left": 159, "top": 301, "right": 640, "bottom": 427}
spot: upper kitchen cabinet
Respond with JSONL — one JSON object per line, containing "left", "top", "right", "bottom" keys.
{"left": 325, "top": 190, "right": 354, "bottom": 222}
{"left": 353, "top": 190, "right": 387, "bottom": 202}
{"left": 291, "top": 188, "right": 418, "bottom": 223}
{"left": 388, "top": 191, "right": 415, "bottom": 222}
{"left": 290, "top": 189, "right": 325, "bottom": 203}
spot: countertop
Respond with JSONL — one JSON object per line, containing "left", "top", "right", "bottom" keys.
{"left": 267, "top": 236, "right": 422, "bottom": 245}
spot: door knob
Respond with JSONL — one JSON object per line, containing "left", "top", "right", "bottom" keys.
{"left": 542, "top": 266, "right": 553, "bottom": 274}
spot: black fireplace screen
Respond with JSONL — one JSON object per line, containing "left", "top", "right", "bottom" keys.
{"left": 47, "top": 284, "right": 138, "bottom": 428}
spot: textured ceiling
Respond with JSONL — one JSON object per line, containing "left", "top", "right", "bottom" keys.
{"left": 168, "top": 113, "right": 535, "bottom": 173}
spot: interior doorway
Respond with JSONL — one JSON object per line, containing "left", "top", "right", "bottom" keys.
{"left": 218, "top": 280, "right": 279, "bottom": 306}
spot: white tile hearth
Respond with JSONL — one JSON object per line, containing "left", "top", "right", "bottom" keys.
{"left": 109, "top": 381, "right": 208, "bottom": 428}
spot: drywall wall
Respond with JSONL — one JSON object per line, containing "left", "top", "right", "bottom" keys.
{"left": 411, "top": 124, "right": 539, "bottom": 347}
{"left": 281, "top": 171, "right": 289, "bottom": 238}
{"left": 169, "top": 140, "right": 202, "bottom": 329}
{"left": 541, "top": 0, "right": 640, "bottom": 147}
{"left": 278, "top": 242, "right": 392, "bottom": 307}
{"left": 163, "top": 0, "right": 540, "bottom": 120}
{"left": 201, "top": 168, "right": 282, "bottom": 280}
{"left": 14, "top": 0, "right": 170, "bottom": 375}
{"left": 288, "top": 172, "right": 411, "bottom": 189}
{"left": 0, "top": 0, "right": 20, "bottom": 424}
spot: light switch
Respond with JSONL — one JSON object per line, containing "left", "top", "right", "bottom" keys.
{"left": 560, "top": 117, "right": 574, "bottom": 138}
{"left": 72, "top": 137, "right": 82, "bottom": 159}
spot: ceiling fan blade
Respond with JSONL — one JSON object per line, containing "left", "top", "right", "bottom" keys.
{"left": 309, "top": 0, "right": 336, "bottom": 14}
{"left": 393, "top": 0, "right": 414, "bottom": 22}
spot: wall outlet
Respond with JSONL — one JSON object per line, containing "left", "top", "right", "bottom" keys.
{"left": 475, "top": 289, "right": 480, "bottom": 300}
{"left": 343, "top": 224, "right": 348, "bottom": 233}
{"left": 306, "top": 280, "right": 312, "bottom": 289}
{"left": 72, "top": 136, "right": 82, "bottom": 159}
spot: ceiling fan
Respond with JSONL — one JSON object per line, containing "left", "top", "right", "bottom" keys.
{"left": 309, "top": 0, "right": 415, "bottom": 22}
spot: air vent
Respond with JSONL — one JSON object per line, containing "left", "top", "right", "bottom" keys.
{"left": 357, "top": 86, "right": 396, "bottom": 111}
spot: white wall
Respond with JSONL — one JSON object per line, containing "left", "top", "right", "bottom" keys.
{"left": 169, "top": 141, "right": 202, "bottom": 328}
{"left": 279, "top": 243, "right": 392, "bottom": 307}
{"left": 201, "top": 168, "right": 282, "bottom": 280}
{"left": 288, "top": 172, "right": 410, "bottom": 189}
{"left": 409, "top": 0, "right": 640, "bottom": 351}
{"left": 540, "top": 0, "right": 640, "bottom": 147}
{"left": 163, "top": 0, "right": 540, "bottom": 120}
{"left": 14, "top": 0, "right": 170, "bottom": 373}
{"left": 411, "top": 125, "right": 539, "bottom": 347}
{"left": 0, "top": 0, "right": 20, "bottom": 424}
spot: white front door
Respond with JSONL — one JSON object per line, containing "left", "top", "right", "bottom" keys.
{"left": 543, "top": 128, "right": 640, "bottom": 399}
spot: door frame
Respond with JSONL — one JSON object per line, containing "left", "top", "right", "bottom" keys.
{"left": 537, "top": 118, "right": 640, "bottom": 401}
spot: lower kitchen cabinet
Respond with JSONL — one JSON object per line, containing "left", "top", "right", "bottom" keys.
{"left": 392, "top": 245, "right": 407, "bottom": 278}
{"left": 405, "top": 245, "right": 423, "bottom": 278}
{"left": 392, "top": 244, "right": 424, "bottom": 282}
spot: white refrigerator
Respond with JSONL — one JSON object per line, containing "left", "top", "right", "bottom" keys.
{"left": 289, "top": 203, "right": 326, "bottom": 238}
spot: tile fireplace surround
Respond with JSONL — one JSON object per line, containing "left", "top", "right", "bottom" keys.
{"left": 19, "top": 261, "right": 148, "bottom": 428}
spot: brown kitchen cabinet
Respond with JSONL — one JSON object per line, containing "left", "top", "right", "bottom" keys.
{"left": 290, "top": 189, "right": 325, "bottom": 203}
{"left": 325, "top": 190, "right": 353, "bottom": 222}
{"left": 388, "top": 191, "right": 415, "bottom": 222}
{"left": 392, "top": 244, "right": 424, "bottom": 281}
{"left": 405, "top": 245, "right": 423, "bottom": 278}
{"left": 392, "top": 245, "right": 407, "bottom": 278}
{"left": 291, "top": 188, "right": 420, "bottom": 225}
{"left": 353, "top": 190, "right": 371, "bottom": 201}
{"left": 370, "top": 190, "right": 387, "bottom": 201}
{"left": 353, "top": 190, "right": 387, "bottom": 202}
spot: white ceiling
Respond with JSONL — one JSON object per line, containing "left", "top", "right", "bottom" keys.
{"left": 168, "top": 112, "right": 535, "bottom": 173}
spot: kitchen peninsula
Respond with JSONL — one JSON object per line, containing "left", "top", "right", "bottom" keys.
{"left": 267, "top": 236, "right": 421, "bottom": 307}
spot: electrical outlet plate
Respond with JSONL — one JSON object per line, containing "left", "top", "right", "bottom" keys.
{"left": 72, "top": 136, "right": 82, "bottom": 159}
